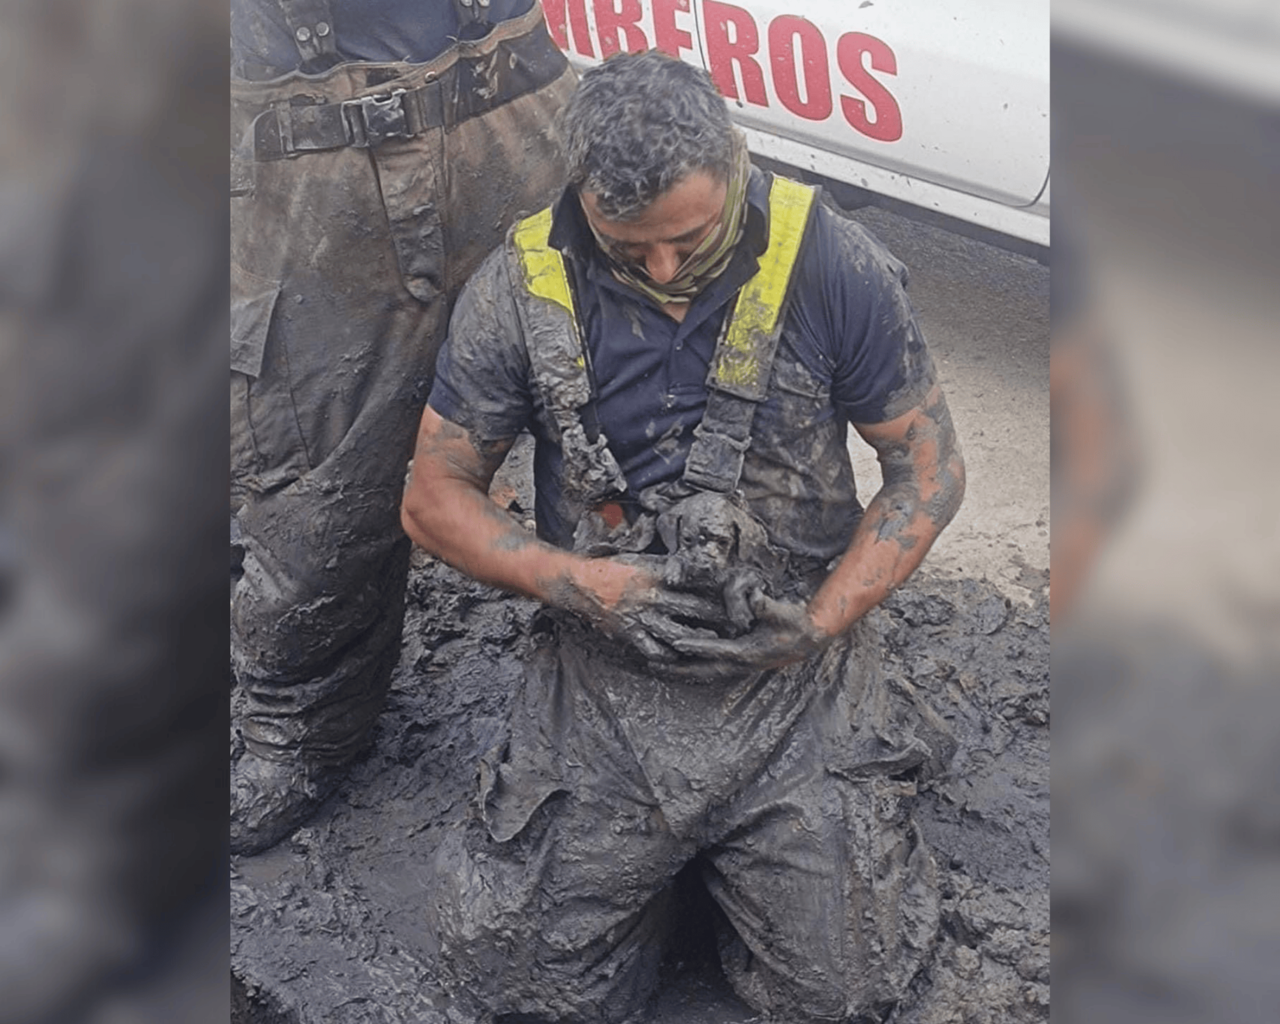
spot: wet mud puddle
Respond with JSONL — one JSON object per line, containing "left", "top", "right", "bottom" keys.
{"left": 232, "top": 541, "right": 1048, "bottom": 1024}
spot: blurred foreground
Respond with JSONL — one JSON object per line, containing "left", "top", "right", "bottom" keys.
{"left": 0, "top": 1, "right": 227, "bottom": 1021}
{"left": 1054, "top": 4, "right": 1280, "bottom": 1021}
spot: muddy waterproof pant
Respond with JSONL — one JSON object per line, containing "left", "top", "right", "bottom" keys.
{"left": 433, "top": 614, "right": 944, "bottom": 1024}
{"left": 230, "top": 8, "right": 573, "bottom": 766}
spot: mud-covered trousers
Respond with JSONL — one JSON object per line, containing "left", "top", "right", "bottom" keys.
{"left": 434, "top": 613, "right": 945, "bottom": 1024}
{"left": 230, "top": 8, "right": 573, "bottom": 766}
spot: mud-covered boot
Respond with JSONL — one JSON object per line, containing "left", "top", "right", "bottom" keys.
{"left": 230, "top": 745, "right": 348, "bottom": 856}
{"left": 230, "top": 530, "right": 408, "bottom": 856}
{"left": 229, "top": 601, "right": 402, "bottom": 856}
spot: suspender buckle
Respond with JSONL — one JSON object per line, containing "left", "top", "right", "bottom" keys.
{"left": 343, "top": 90, "right": 410, "bottom": 148}
{"left": 683, "top": 425, "right": 752, "bottom": 494}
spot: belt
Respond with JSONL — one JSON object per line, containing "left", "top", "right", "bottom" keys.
{"left": 247, "top": 23, "right": 567, "bottom": 161}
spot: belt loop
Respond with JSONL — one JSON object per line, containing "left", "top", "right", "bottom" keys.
{"left": 400, "top": 84, "right": 423, "bottom": 135}
{"left": 273, "top": 102, "right": 295, "bottom": 156}
{"left": 340, "top": 100, "right": 366, "bottom": 148}
{"left": 409, "top": 77, "right": 444, "bottom": 132}
{"left": 442, "top": 69, "right": 459, "bottom": 131}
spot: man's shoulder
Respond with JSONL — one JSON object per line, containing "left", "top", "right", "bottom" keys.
{"left": 803, "top": 194, "right": 908, "bottom": 288}
{"left": 746, "top": 169, "right": 892, "bottom": 290}
{"left": 465, "top": 238, "right": 521, "bottom": 297}
{"left": 449, "top": 203, "right": 566, "bottom": 350}
{"left": 772, "top": 184, "right": 926, "bottom": 393}
{"left": 506, "top": 203, "right": 560, "bottom": 254}
{"left": 449, "top": 241, "right": 526, "bottom": 346}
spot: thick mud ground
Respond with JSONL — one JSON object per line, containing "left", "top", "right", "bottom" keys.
{"left": 231, "top": 543, "right": 1048, "bottom": 1024}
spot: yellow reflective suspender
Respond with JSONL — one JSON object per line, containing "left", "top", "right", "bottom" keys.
{"left": 708, "top": 175, "right": 817, "bottom": 399}
{"left": 513, "top": 206, "right": 577, "bottom": 320}
{"left": 511, "top": 206, "right": 629, "bottom": 505}
{"left": 690, "top": 176, "right": 817, "bottom": 491}
{"left": 511, "top": 206, "right": 593, "bottom": 403}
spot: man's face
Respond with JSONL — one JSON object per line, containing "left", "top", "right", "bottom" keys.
{"left": 580, "top": 171, "right": 728, "bottom": 286}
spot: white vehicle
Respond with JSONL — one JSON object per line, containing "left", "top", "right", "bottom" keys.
{"left": 544, "top": 0, "right": 1050, "bottom": 254}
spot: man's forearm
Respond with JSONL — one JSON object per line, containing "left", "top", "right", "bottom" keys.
{"left": 400, "top": 409, "right": 643, "bottom": 614}
{"left": 403, "top": 486, "right": 645, "bottom": 615}
{"left": 809, "top": 387, "right": 966, "bottom": 636}
{"left": 402, "top": 461, "right": 568, "bottom": 602}
{"left": 807, "top": 478, "right": 958, "bottom": 634}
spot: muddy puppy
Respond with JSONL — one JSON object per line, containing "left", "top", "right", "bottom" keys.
{"left": 655, "top": 492, "right": 786, "bottom": 635}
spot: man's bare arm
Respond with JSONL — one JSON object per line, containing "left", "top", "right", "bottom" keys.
{"left": 400, "top": 406, "right": 722, "bottom": 656}
{"left": 401, "top": 406, "right": 633, "bottom": 605}
{"left": 669, "top": 384, "right": 964, "bottom": 672}
{"left": 810, "top": 384, "right": 966, "bottom": 635}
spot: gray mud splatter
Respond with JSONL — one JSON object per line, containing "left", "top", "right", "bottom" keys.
{"left": 232, "top": 459, "right": 1049, "bottom": 1024}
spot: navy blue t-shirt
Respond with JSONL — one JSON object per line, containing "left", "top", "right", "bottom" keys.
{"left": 231, "top": 0, "right": 535, "bottom": 79}
{"left": 429, "top": 168, "right": 936, "bottom": 551}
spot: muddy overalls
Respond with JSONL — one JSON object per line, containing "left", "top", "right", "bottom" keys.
{"left": 432, "top": 178, "right": 951, "bottom": 1024}
{"left": 229, "top": 1, "right": 574, "bottom": 850}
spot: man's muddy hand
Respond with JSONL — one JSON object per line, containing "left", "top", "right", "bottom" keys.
{"left": 667, "top": 588, "right": 833, "bottom": 675}
{"left": 720, "top": 567, "right": 768, "bottom": 633}
{"left": 555, "top": 558, "right": 730, "bottom": 663}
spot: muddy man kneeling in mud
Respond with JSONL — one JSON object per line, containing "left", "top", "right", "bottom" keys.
{"left": 401, "top": 49, "right": 965, "bottom": 1024}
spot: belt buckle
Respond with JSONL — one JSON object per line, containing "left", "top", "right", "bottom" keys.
{"left": 344, "top": 90, "right": 409, "bottom": 148}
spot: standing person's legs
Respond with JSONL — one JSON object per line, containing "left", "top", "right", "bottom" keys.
{"left": 230, "top": 17, "right": 573, "bottom": 855}
{"left": 229, "top": 121, "right": 439, "bottom": 852}
{"left": 229, "top": 44, "right": 570, "bottom": 849}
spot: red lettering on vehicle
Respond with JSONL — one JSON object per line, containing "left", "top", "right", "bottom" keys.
{"left": 594, "top": 0, "right": 649, "bottom": 57}
{"left": 546, "top": 3, "right": 904, "bottom": 145}
{"left": 542, "top": 0, "right": 595, "bottom": 58}
{"left": 702, "top": 1, "right": 768, "bottom": 107}
{"left": 768, "top": 16, "right": 831, "bottom": 121}
{"left": 837, "top": 32, "right": 903, "bottom": 142}
{"left": 652, "top": 0, "right": 694, "bottom": 58}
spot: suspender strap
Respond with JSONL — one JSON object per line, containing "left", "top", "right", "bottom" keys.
{"left": 684, "top": 176, "right": 817, "bottom": 493}
{"left": 512, "top": 209, "right": 629, "bottom": 504}
{"left": 277, "top": 0, "right": 339, "bottom": 68}
{"left": 455, "top": 0, "right": 493, "bottom": 34}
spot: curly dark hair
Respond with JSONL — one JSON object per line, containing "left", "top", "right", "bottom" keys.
{"left": 558, "top": 50, "right": 734, "bottom": 221}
